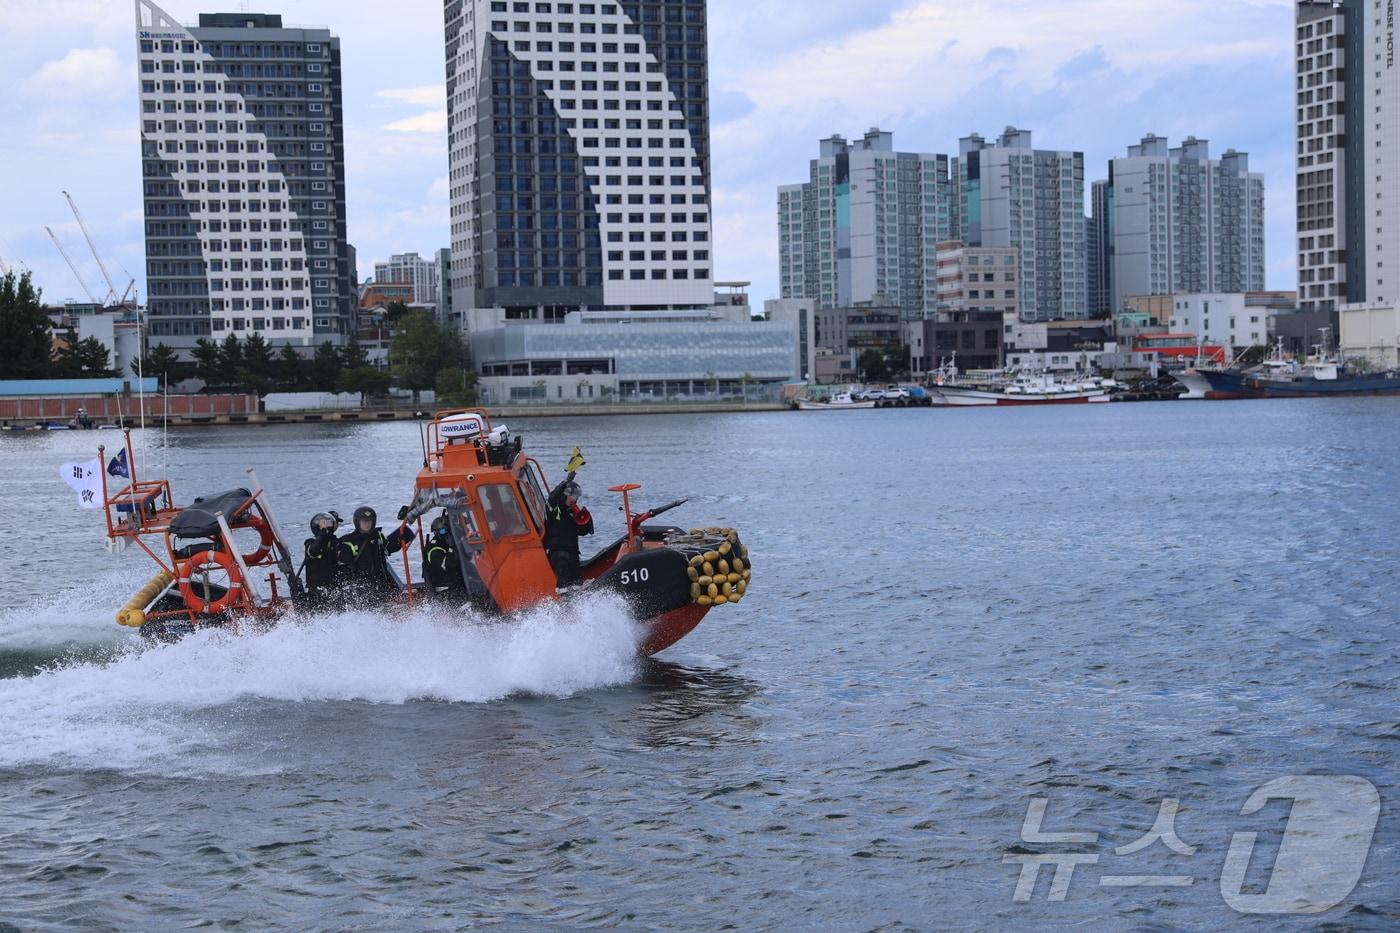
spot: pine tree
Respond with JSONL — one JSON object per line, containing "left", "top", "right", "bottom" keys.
{"left": 0, "top": 271, "right": 54, "bottom": 379}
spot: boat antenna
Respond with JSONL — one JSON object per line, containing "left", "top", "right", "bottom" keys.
{"left": 417, "top": 410, "right": 429, "bottom": 467}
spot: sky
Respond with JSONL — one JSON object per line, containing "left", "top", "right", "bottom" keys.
{"left": 0, "top": 0, "right": 1296, "bottom": 309}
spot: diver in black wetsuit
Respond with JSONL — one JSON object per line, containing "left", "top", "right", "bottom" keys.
{"left": 422, "top": 513, "right": 467, "bottom": 600}
{"left": 302, "top": 511, "right": 342, "bottom": 609}
{"left": 544, "top": 472, "right": 594, "bottom": 590}
{"left": 337, "top": 505, "right": 414, "bottom": 602}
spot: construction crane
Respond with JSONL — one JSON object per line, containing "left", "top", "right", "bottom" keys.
{"left": 45, "top": 226, "right": 101, "bottom": 304}
{"left": 62, "top": 190, "right": 119, "bottom": 304}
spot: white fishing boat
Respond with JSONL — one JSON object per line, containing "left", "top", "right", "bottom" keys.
{"left": 930, "top": 369, "right": 1114, "bottom": 407}
{"left": 795, "top": 390, "right": 878, "bottom": 411}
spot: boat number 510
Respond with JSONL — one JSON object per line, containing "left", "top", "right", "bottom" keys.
{"left": 619, "top": 567, "right": 650, "bottom": 585}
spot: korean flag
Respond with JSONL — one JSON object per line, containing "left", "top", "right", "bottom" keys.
{"left": 60, "top": 458, "right": 104, "bottom": 509}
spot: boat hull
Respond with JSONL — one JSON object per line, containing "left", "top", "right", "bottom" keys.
{"left": 796, "top": 399, "right": 877, "bottom": 410}
{"left": 931, "top": 386, "right": 1109, "bottom": 406}
{"left": 1171, "top": 370, "right": 1213, "bottom": 400}
{"left": 1199, "top": 369, "right": 1400, "bottom": 399}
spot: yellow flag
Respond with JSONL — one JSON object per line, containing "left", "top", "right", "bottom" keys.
{"left": 566, "top": 447, "right": 586, "bottom": 472}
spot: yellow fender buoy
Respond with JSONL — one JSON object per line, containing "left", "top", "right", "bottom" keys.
{"left": 714, "top": 594, "right": 728, "bottom": 605}
{"left": 697, "top": 595, "right": 713, "bottom": 606}
{"left": 116, "top": 570, "right": 174, "bottom": 627}
{"left": 702, "top": 561, "right": 715, "bottom": 577}
{"left": 718, "top": 541, "right": 732, "bottom": 556}
{"left": 687, "top": 566, "right": 699, "bottom": 582}
{"left": 707, "top": 582, "right": 719, "bottom": 599}
{"left": 703, "top": 550, "right": 719, "bottom": 563}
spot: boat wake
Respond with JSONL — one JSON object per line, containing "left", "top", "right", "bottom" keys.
{"left": 0, "top": 593, "right": 643, "bottom": 774}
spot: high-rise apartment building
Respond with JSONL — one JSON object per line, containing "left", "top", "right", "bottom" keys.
{"left": 134, "top": 1, "right": 354, "bottom": 351}
{"left": 1088, "top": 180, "right": 1110, "bottom": 316}
{"left": 1296, "top": 1, "right": 1364, "bottom": 313}
{"left": 1106, "top": 134, "right": 1265, "bottom": 313}
{"left": 777, "top": 129, "right": 952, "bottom": 317}
{"left": 373, "top": 251, "right": 439, "bottom": 304}
{"left": 952, "top": 128, "right": 1086, "bottom": 321}
{"left": 1364, "top": 0, "right": 1400, "bottom": 305}
{"left": 443, "top": 0, "right": 713, "bottom": 318}
{"left": 435, "top": 246, "right": 453, "bottom": 323}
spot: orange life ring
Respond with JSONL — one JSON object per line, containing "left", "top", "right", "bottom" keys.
{"left": 236, "top": 514, "right": 276, "bottom": 566}
{"left": 178, "top": 549, "right": 244, "bottom": 615}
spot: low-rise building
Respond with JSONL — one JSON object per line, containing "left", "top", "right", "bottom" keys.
{"left": 814, "top": 303, "right": 903, "bottom": 355}
{"left": 934, "top": 240, "right": 1020, "bottom": 316}
{"left": 359, "top": 282, "right": 416, "bottom": 310}
{"left": 468, "top": 299, "right": 800, "bottom": 403}
{"left": 1005, "top": 319, "right": 1114, "bottom": 372}
{"left": 906, "top": 310, "right": 1003, "bottom": 375}
{"left": 1340, "top": 303, "right": 1400, "bottom": 368}
{"left": 1166, "top": 293, "right": 1273, "bottom": 356}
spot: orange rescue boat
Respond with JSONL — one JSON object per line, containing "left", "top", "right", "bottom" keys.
{"left": 98, "top": 409, "right": 750, "bottom": 657}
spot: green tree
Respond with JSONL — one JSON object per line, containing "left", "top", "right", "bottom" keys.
{"left": 858, "top": 348, "right": 889, "bottom": 383}
{"left": 312, "top": 341, "right": 342, "bottom": 391}
{"left": 339, "top": 332, "right": 368, "bottom": 369}
{"left": 73, "top": 336, "right": 116, "bottom": 376}
{"left": 191, "top": 337, "right": 222, "bottom": 384}
{"left": 242, "top": 332, "right": 274, "bottom": 381}
{"left": 434, "top": 366, "right": 479, "bottom": 407}
{"left": 133, "top": 342, "right": 183, "bottom": 383}
{"left": 275, "top": 345, "right": 304, "bottom": 390}
{"left": 219, "top": 333, "right": 243, "bottom": 384}
{"left": 383, "top": 301, "right": 411, "bottom": 323}
{"left": 338, "top": 366, "right": 390, "bottom": 396}
{"left": 51, "top": 324, "right": 81, "bottom": 377}
{"left": 391, "top": 310, "right": 471, "bottom": 403}
{"left": 0, "top": 271, "right": 53, "bottom": 379}
{"left": 311, "top": 341, "right": 342, "bottom": 392}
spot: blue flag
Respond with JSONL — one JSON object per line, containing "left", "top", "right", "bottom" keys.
{"left": 107, "top": 449, "right": 129, "bottom": 478}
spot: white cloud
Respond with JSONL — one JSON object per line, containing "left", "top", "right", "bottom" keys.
{"left": 24, "top": 48, "right": 124, "bottom": 99}
{"left": 385, "top": 110, "right": 448, "bottom": 133}
{"left": 377, "top": 85, "right": 446, "bottom": 107}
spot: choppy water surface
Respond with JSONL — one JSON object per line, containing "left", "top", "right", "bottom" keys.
{"left": 0, "top": 403, "right": 1396, "bottom": 929}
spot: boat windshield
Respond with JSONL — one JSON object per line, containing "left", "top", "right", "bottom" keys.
{"left": 478, "top": 483, "right": 531, "bottom": 539}
{"left": 518, "top": 468, "right": 547, "bottom": 533}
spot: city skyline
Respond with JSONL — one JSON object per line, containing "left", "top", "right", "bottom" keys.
{"left": 0, "top": 0, "right": 1296, "bottom": 312}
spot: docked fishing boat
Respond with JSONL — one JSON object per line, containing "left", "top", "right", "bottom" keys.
{"left": 94, "top": 410, "right": 750, "bottom": 656}
{"left": 1196, "top": 335, "right": 1400, "bottom": 399}
{"left": 930, "top": 369, "right": 1115, "bottom": 406}
{"left": 795, "top": 390, "right": 877, "bottom": 411}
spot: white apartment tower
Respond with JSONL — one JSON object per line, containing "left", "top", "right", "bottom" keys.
{"left": 777, "top": 129, "right": 952, "bottom": 317}
{"left": 443, "top": 0, "right": 713, "bottom": 318}
{"left": 373, "top": 252, "right": 440, "bottom": 304}
{"left": 134, "top": 1, "right": 354, "bottom": 351}
{"left": 1366, "top": 0, "right": 1400, "bottom": 304}
{"left": 1107, "top": 134, "right": 1266, "bottom": 312}
{"left": 953, "top": 128, "right": 1086, "bottom": 321}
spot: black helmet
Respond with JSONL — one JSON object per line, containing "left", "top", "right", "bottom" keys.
{"left": 353, "top": 506, "right": 376, "bottom": 528}
{"left": 563, "top": 481, "right": 581, "bottom": 499}
{"left": 310, "top": 512, "right": 338, "bottom": 535}
{"left": 431, "top": 514, "right": 450, "bottom": 538}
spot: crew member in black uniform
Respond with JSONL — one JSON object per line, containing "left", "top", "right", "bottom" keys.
{"left": 337, "top": 505, "right": 414, "bottom": 601}
{"left": 422, "top": 513, "right": 466, "bottom": 600}
{"left": 544, "top": 472, "right": 594, "bottom": 590}
{"left": 302, "top": 511, "right": 342, "bottom": 608}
